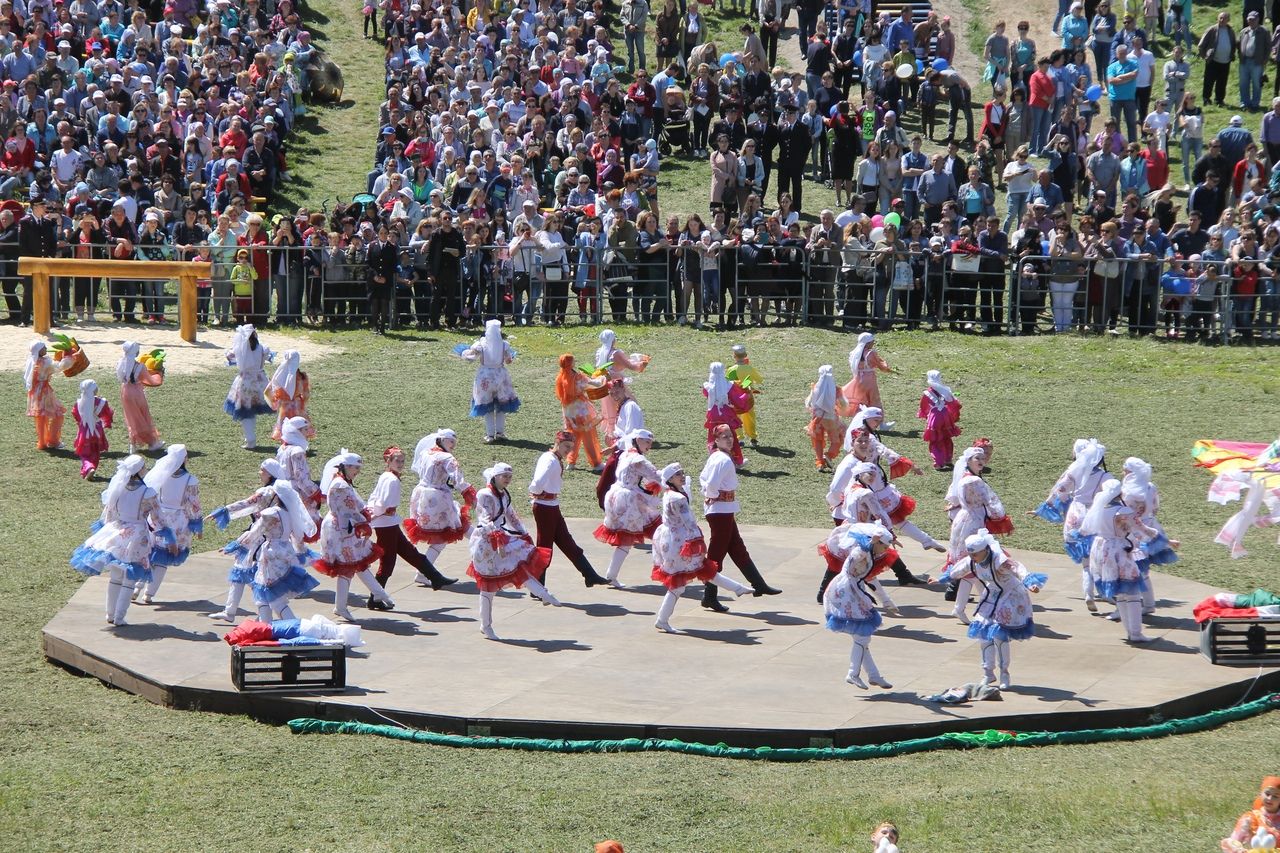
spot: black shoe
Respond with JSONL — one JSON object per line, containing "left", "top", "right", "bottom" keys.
{"left": 431, "top": 574, "right": 458, "bottom": 590}
{"left": 701, "top": 596, "right": 730, "bottom": 613}
{"left": 752, "top": 584, "right": 783, "bottom": 596}
{"left": 897, "top": 573, "right": 931, "bottom": 587}
{"left": 584, "top": 571, "right": 611, "bottom": 587}
{"left": 943, "top": 582, "right": 958, "bottom": 602}
{"left": 367, "top": 596, "right": 392, "bottom": 611}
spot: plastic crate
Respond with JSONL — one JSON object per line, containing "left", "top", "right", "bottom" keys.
{"left": 231, "top": 644, "right": 346, "bottom": 691}
{"left": 1199, "top": 618, "right": 1280, "bottom": 666}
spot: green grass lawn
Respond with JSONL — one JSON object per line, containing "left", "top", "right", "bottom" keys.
{"left": 2, "top": 325, "right": 1280, "bottom": 851}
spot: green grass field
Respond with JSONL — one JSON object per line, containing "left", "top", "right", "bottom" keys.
{"left": 3, "top": 324, "right": 1280, "bottom": 851}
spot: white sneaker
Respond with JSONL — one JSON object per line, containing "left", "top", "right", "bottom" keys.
{"left": 413, "top": 572, "right": 431, "bottom": 586}
{"left": 1085, "top": 598, "right": 1097, "bottom": 613}
{"left": 139, "top": 593, "right": 154, "bottom": 605}
{"left": 130, "top": 587, "right": 141, "bottom": 601}
{"left": 1127, "top": 633, "right": 1155, "bottom": 644}
{"left": 881, "top": 604, "right": 900, "bottom": 617}
{"left": 654, "top": 620, "right": 681, "bottom": 634}
{"left": 846, "top": 673, "right": 868, "bottom": 689}
{"left": 483, "top": 435, "right": 495, "bottom": 444}
{"left": 1106, "top": 610, "right": 1121, "bottom": 622}
{"left": 111, "top": 617, "right": 128, "bottom": 627}
{"left": 867, "top": 674, "right": 893, "bottom": 688}
{"left": 607, "top": 578, "right": 625, "bottom": 589}
{"left": 999, "top": 675, "right": 1011, "bottom": 690}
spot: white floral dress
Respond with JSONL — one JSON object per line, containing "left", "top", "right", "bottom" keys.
{"left": 71, "top": 484, "right": 161, "bottom": 583}
{"left": 406, "top": 449, "right": 475, "bottom": 545}
{"left": 594, "top": 449, "right": 662, "bottom": 546}
{"left": 314, "top": 478, "right": 382, "bottom": 579}
{"left": 651, "top": 487, "right": 718, "bottom": 590}
{"left": 149, "top": 471, "right": 203, "bottom": 567}
{"left": 224, "top": 343, "right": 274, "bottom": 421}
{"left": 823, "top": 543, "right": 883, "bottom": 636}
{"left": 946, "top": 552, "right": 1043, "bottom": 642}
{"left": 466, "top": 487, "right": 551, "bottom": 590}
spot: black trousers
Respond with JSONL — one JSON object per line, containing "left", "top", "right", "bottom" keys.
{"left": 1202, "top": 60, "right": 1230, "bottom": 104}
{"left": 776, "top": 165, "right": 804, "bottom": 211}
{"left": 110, "top": 280, "right": 138, "bottom": 321}
{"left": 431, "top": 276, "right": 460, "bottom": 326}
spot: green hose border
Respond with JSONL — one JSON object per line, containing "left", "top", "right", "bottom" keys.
{"left": 287, "top": 692, "right": 1280, "bottom": 762}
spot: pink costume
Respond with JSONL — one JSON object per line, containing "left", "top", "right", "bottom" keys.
{"left": 593, "top": 329, "right": 650, "bottom": 444}
{"left": 267, "top": 349, "right": 314, "bottom": 443}
{"left": 917, "top": 370, "right": 962, "bottom": 469}
{"left": 24, "top": 339, "right": 69, "bottom": 450}
{"left": 117, "top": 341, "right": 162, "bottom": 450}
{"left": 702, "top": 361, "right": 750, "bottom": 466}
{"left": 837, "top": 332, "right": 890, "bottom": 418}
{"left": 72, "top": 379, "right": 113, "bottom": 478}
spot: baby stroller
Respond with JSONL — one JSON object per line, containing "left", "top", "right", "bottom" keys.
{"left": 658, "top": 91, "right": 693, "bottom": 158}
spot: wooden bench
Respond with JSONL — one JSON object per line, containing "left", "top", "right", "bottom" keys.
{"left": 19, "top": 257, "right": 213, "bottom": 343}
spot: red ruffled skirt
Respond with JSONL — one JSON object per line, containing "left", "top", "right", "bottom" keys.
{"left": 466, "top": 546, "right": 553, "bottom": 592}
{"left": 593, "top": 516, "right": 661, "bottom": 547}
{"left": 985, "top": 514, "right": 1015, "bottom": 536}
{"left": 817, "top": 542, "right": 843, "bottom": 574}
{"left": 312, "top": 543, "right": 385, "bottom": 579}
{"left": 888, "top": 494, "right": 916, "bottom": 525}
{"left": 404, "top": 505, "right": 472, "bottom": 545}
{"left": 651, "top": 559, "right": 720, "bottom": 591}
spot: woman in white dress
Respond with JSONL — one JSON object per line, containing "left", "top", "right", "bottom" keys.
{"left": 208, "top": 458, "right": 293, "bottom": 622}
{"left": 223, "top": 324, "right": 275, "bottom": 448}
{"left": 276, "top": 415, "right": 322, "bottom": 538}
{"left": 1082, "top": 480, "right": 1159, "bottom": 643}
{"left": 594, "top": 329, "right": 651, "bottom": 444}
{"left": 1032, "top": 438, "right": 1113, "bottom": 612}
{"left": 942, "top": 446, "right": 1014, "bottom": 623}
{"left": 314, "top": 450, "right": 396, "bottom": 621}
{"left": 455, "top": 319, "right": 520, "bottom": 443}
{"left": 405, "top": 428, "right": 476, "bottom": 577}
{"left": 227, "top": 481, "right": 319, "bottom": 622}
{"left": 823, "top": 523, "right": 895, "bottom": 689}
{"left": 1120, "top": 456, "right": 1178, "bottom": 616}
{"left": 594, "top": 428, "right": 662, "bottom": 587}
{"left": 133, "top": 444, "right": 202, "bottom": 604}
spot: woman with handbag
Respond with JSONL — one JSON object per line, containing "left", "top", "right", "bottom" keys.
{"left": 949, "top": 225, "right": 984, "bottom": 330}
{"left": 535, "top": 213, "right": 571, "bottom": 327}
{"left": 1046, "top": 219, "right": 1084, "bottom": 332}
{"left": 709, "top": 134, "right": 739, "bottom": 218}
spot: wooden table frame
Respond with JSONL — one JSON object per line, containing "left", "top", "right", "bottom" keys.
{"left": 19, "top": 258, "right": 213, "bottom": 343}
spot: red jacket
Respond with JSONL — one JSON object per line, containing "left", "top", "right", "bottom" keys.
{"left": 1028, "top": 70, "right": 1055, "bottom": 109}
{"left": 1143, "top": 148, "right": 1169, "bottom": 193}
{"left": 980, "top": 101, "right": 1009, "bottom": 141}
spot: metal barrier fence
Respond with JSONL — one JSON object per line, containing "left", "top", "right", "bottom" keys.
{"left": 4, "top": 242, "right": 1272, "bottom": 344}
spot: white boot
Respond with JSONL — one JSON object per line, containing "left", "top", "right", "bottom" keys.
{"left": 980, "top": 640, "right": 997, "bottom": 685}
{"left": 241, "top": 417, "right": 257, "bottom": 449}
{"left": 1082, "top": 566, "right": 1097, "bottom": 612}
{"left": 479, "top": 591, "right": 497, "bottom": 639}
{"left": 1119, "top": 598, "right": 1153, "bottom": 643}
{"left": 334, "top": 577, "right": 355, "bottom": 621}
{"left": 710, "top": 572, "right": 752, "bottom": 598}
{"left": 356, "top": 569, "right": 394, "bottom": 609}
{"left": 951, "top": 578, "right": 973, "bottom": 623}
{"left": 208, "top": 582, "right": 245, "bottom": 621}
{"left": 996, "top": 640, "right": 1011, "bottom": 690}
{"left": 483, "top": 411, "right": 497, "bottom": 441}
{"left": 655, "top": 588, "right": 682, "bottom": 633}
{"left": 861, "top": 638, "right": 892, "bottom": 688}
{"left": 846, "top": 637, "right": 868, "bottom": 688}
{"left": 140, "top": 565, "right": 167, "bottom": 603}
{"left": 524, "top": 576, "right": 562, "bottom": 606}
{"left": 105, "top": 573, "right": 125, "bottom": 624}
{"left": 112, "top": 570, "right": 134, "bottom": 626}
{"left": 494, "top": 411, "right": 507, "bottom": 439}
{"left": 256, "top": 604, "right": 273, "bottom": 622}
{"left": 871, "top": 581, "right": 899, "bottom": 616}
{"left": 275, "top": 602, "right": 296, "bottom": 621}
{"left": 605, "top": 547, "right": 629, "bottom": 588}
{"left": 1141, "top": 578, "right": 1155, "bottom": 614}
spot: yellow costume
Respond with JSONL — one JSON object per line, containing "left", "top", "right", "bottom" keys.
{"left": 725, "top": 347, "right": 762, "bottom": 445}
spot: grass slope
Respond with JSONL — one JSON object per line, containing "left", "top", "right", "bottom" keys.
{"left": 2, "top": 325, "right": 1280, "bottom": 851}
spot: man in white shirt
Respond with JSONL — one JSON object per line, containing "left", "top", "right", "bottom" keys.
{"left": 365, "top": 447, "right": 456, "bottom": 605}
{"left": 49, "top": 135, "right": 85, "bottom": 195}
{"left": 1130, "top": 36, "right": 1157, "bottom": 126}
{"left": 529, "top": 431, "right": 611, "bottom": 588}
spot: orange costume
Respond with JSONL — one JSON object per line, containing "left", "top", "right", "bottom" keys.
{"left": 837, "top": 332, "right": 891, "bottom": 418}
{"left": 24, "top": 339, "right": 71, "bottom": 450}
{"left": 804, "top": 365, "right": 846, "bottom": 471}
{"left": 594, "top": 329, "right": 650, "bottom": 445}
{"left": 555, "top": 354, "right": 607, "bottom": 469}
{"left": 268, "top": 349, "right": 314, "bottom": 443}
{"left": 1222, "top": 777, "right": 1280, "bottom": 852}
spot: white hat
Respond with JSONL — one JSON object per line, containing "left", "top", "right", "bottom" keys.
{"left": 660, "top": 462, "right": 683, "bottom": 483}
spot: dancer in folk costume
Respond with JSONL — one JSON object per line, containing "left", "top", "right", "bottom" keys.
{"left": 941, "top": 446, "right": 1015, "bottom": 623}
{"left": 133, "top": 444, "right": 202, "bottom": 604}
{"left": 276, "top": 415, "right": 323, "bottom": 537}
{"left": 116, "top": 341, "right": 164, "bottom": 454}
{"left": 945, "top": 529, "right": 1045, "bottom": 690}
{"left": 1221, "top": 776, "right": 1280, "bottom": 853}
{"left": 367, "top": 446, "right": 456, "bottom": 601}
{"left": 651, "top": 462, "right": 755, "bottom": 633}
{"left": 267, "top": 349, "right": 315, "bottom": 444}
{"left": 223, "top": 324, "right": 275, "bottom": 449}
{"left": 1031, "top": 438, "right": 1114, "bottom": 613}
{"left": 827, "top": 405, "right": 903, "bottom": 522}
{"left": 831, "top": 427, "right": 947, "bottom": 555}
{"left": 72, "top": 379, "right": 113, "bottom": 479}
{"left": 837, "top": 333, "right": 895, "bottom": 426}
{"left": 610, "top": 378, "right": 647, "bottom": 445}
{"left": 313, "top": 450, "right": 396, "bottom": 621}
{"left": 1081, "top": 479, "right": 1161, "bottom": 643}
{"left": 207, "top": 458, "right": 297, "bottom": 622}
{"left": 817, "top": 463, "right": 930, "bottom": 605}
{"left": 594, "top": 428, "right": 662, "bottom": 587}
{"left": 725, "top": 344, "right": 763, "bottom": 447}
{"left": 529, "top": 431, "right": 610, "bottom": 587}
{"left": 700, "top": 424, "right": 783, "bottom": 611}
{"left": 594, "top": 329, "right": 650, "bottom": 444}
{"left": 804, "top": 365, "right": 846, "bottom": 472}
{"left": 702, "top": 361, "right": 751, "bottom": 467}
{"left": 555, "top": 353, "right": 608, "bottom": 472}
{"left": 917, "top": 369, "right": 962, "bottom": 470}
{"left": 1121, "top": 457, "right": 1179, "bottom": 616}
{"left": 406, "top": 428, "right": 476, "bottom": 580}
{"left": 225, "top": 481, "right": 319, "bottom": 622}
{"left": 468, "top": 462, "right": 558, "bottom": 639}
{"left": 823, "top": 523, "right": 895, "bottom": 689}
{"left": 70, "top": 455, "right": 161, "bottom": 627}
{"left": 24, "top": 339, "right": 75, "bottom": 450}
{"left": 455, "top": 319, "right": 520, "bottom": 443}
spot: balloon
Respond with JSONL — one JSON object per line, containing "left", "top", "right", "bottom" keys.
{"left": 1085, "top": 83, "right": 1102, "bottom": 101}
{"left": 931, "top": 58, "right": 949, "bottom": 72}
{"left": 719, "top": 53, "right": 736, "bottom": 68}
{"left": 884, "top": 212, "right": 901, "bottom": 227}
{"left": 870, "top": 214, "right": 884, "bottom": 228}
{"left": 895, "top": 63, "right": 913, "bottom": 80}
{"left": 869, "top": 226, "right": 885, "bottom": 242}
{"left": 853, "top": 50, "right": 863, "bottom": 65}
{"left": 916, "top": 59, "right": 925, "bottom": 73}
{"left": 829, "top": 104, "right": 840, "bottom": 117}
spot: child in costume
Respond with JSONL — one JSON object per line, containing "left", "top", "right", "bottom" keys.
{"left": 651, "top": 462, "right": 754, "bottom": 633}
{"left": 1032, "top": 438, "right": 1113, "bottom": 613}
{"left": 804, "top": 365, "right": 846, "bottom": 472}
{"left": 134, "top": 444, "right": 201, "bottom": 604}
{"left": 555, "top": 353, "right": 608, "bottom": 472}
{"left": 70, "top": 455, "right": 160, "bottom": 627}
{"left": 529, "top": 430, "right": 610, "bottom": 588}
{"left": 367, "top": 445, "right": 455, "bottom": 599}
{"left": 224, "top": 324, "right": 275, "bottom": 449}
{"left": 942, "top": 446, "right": 1015, "bottom": 623}
{"left": 724, "top": 344, "right": 763, "bottom": 447}
{"left": 917, "top": 369, "right": 962, "bottom": 470}
{"left": 225, "top": 481, "right": 319, "bottom": 623}
{"left": 831, "top": 427, "right": 947, "bottom": 554}
{"left": 468, "top": 462, "right": 558, "bottom": 640}
{"left": 608, "top": 378, "right": 647, "bottom": 447}
{"left": 837, "top": 333, "right": 894, "bottom": 425}
{"left": 702, "top": 361, "right": 751, "bottom": 466}
{"left": 594, "top": 428, "right": 662, "bottom": 588}
{"left": 24, "top": 339, "right": 75, "bottom": 450}
{"left": 276, "top": 415, "right": 323, "bottom": 536}
{"left": 406, "top": 428, "right": 476, "bottom": 579}
{"left": 594, "top": 329, "right": 650, "bottom": 443}
{"left": 944, "top": 529, "right": 1045, "bottom": 689}
{"left": 72, "top": 379, "right": 113, "bottom": 479}
{"left": 230, "top": 248, "right": 257, "bottom": 325}
{"left": 823, "top": 524, "right": 894, "bottom": 689}
{"left": 117, "top": 340, "right": 164, "bottom": 454}
{"left": 1221, "top": 776, "right": 1280, "bottom": 852}
{"left": 455, "top": 319, "right": 519, "bottom": 444}
{"left": 1081, "top": 479, "right": 1160, "bottom": 643}
{"left": 313, "top": 450, "right": 395, "bottom": 621}
{"left": 870, "top": 822, "right": 901, "bottom": 853}
{"left": 1121, "top": 456, "right": 1179, "bottom": 616}
{"left": 267, "top": 349, "right": 314, "bottom": 444}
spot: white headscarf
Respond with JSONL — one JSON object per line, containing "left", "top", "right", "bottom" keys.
{"left": 847, "top": 521, "right": 894, "bottom": 546}
{"left": 1121, "top": 457, "right": 1156, "bottom": 510}
{"left": 229, "top": 323, "right": 257, "bottom": 368}
{"left": 848, "top": 332, "right": 874, "bottom": 374}
{"left": 620, "top": 427, "right": 654, "bottom": 452}
{"left": 483, "top": 461, "right": 514, "bottom": 483}
{"left": 704, "top": 361, "right": 730, "bottom": 409}
{"left": 270, "top": 349, "right": 300, "bottom": 398}
{"left": 144, "top": 444, "right": 188, "bottom": 491}
{"left": 1072, "top": 437, "right": 1090, "bottom": 458}
{"left": 842, "top": 405, "right": 885, "bottom": 452}
{"left": 116, "top": 340, "right": 140, "bottom": 384}
{"left": 660, "top": 462, "right": 683, "bottom": 484}
{"left": 76, "top": 379, "right": 99, "bottom": 432}
{"left": 1066, "top": 439, "right": 1105, "bottom": 489}
{"left": 595, "top": 328, "right": 616, "bottom": 368}
{"left": 103, "top": 454, "right": 147, "bottom": 509}
{"left": 23, "top": 339, "right": 46, "bottom": 391}
{"left": 320, "top": 449, "right": 361, "bottom": 496}
{"left": 412, "top": 428, "right": 456, "bottom": 478}
{"left": 963, "top": 527, "right": 1007, "bottom": 565}
{"left": 260, "top": 457, "right": 288, "bottom": 482}
{"left": 947, "top": 446, "right": 986, "bottom": 504}
{"left": 1082, "top": 479, "right": 1123, "bottom": 536}
{"left": 480, "top": 319, "right": 505, "bottom": 363}
{"left": 810, "top": 365, "right": 836, "bottom": 415}
{"left": 271, "top": 479, "right": 315, "bottom": 540}
{"left": 280, "top": 416, "right": 310, "bottom": 450}
{"left": 926, "top": 369, "right": 954, "bottom": 402}
{"left": 851, "top": 460, "right": 879, "bottom": 484}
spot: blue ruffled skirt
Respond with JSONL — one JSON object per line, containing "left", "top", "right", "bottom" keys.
{"left": 1064, "top": 533, "right": 1094, "bottom": 564}
{"left": 1034, "top": 496, "right": 1067, "bottom": 524}
{"left": 149, "top": 545, "right": 191, "bottom": 567}
{"left": 224, "top": 398, "right": 274, "bottom": 422}
{"left": 251, "top": 564, "right": 320, "bottom": 605}
{"left": 469, "top": 397, "right": 521, "bottom": 417}
{"left": 70, "top": 546, "right": 152, "bottom": 583}
{"left": 967, "top": 617, "right": 1036, "bottom": 642}
{"left": 1094, "top": 576, "right": 1149, "bottom": 599}
{"left": 825, "top": 610, "right": 883, "bottom": 637}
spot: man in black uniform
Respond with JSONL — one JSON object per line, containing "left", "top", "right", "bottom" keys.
{"left": 427, "top": 209, "right": 466, "bottom": 329}
{"left": 18, "top": 192, "right": 61, "bottom": 327}
{"left": 775, "top": 105, "right": 811, "bottom": 211}
{"left": 364, "top": 223, "right": 399, "bottom": 335}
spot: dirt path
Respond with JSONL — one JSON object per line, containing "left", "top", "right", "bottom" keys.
{"left": 2, "top": 323, "right": 341, "bottom": 376}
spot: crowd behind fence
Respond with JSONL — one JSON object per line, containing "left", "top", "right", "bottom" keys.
{"left": 8, "top": 243, "right": 1274, "bottom": 345}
